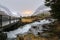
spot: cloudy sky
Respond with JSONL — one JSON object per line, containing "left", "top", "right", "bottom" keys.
{"left": 0, "top": 0, "right": 45, "bottom": 16}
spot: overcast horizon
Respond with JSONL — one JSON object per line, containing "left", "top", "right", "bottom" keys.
{"left": 0, "top": 0, "right": 49, "bottom": 17}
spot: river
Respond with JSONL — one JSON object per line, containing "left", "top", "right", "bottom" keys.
{"left": 7, "top": 19, "right": 54, "bottom": 39}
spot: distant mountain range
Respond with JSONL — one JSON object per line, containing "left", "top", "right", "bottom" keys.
{"left": 32, "top": 5, "right": 51, "bottom": 16}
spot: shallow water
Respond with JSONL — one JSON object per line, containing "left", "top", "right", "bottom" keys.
{"left": 7, "top": 19, "right": 52, "bottom": 38}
